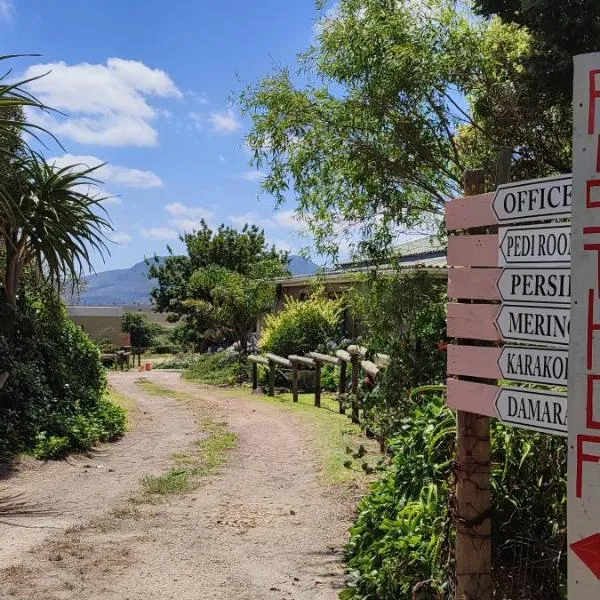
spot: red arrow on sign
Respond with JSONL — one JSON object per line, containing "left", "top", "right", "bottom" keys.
{"left": 571, "top": 533, "right": 600, "bottom": 579}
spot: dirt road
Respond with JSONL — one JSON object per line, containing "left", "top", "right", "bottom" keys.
{"left": 0, "top": 371, "right": 354, "bottom": 599}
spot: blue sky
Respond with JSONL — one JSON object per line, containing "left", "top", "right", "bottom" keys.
{"left": 0, "top": 0, "right": 329, "bottom": 271}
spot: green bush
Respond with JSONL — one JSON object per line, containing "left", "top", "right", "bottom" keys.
{"left": 184, "top": 351, "right": 249, "bottom": 385}
{"left": 260, "top": 291, "right": 344, "bottom": 357}
{"left": 121, "top": 311, "right": 163, "bottom": 348}
{"left": 0, "top": 289, "right": 126, "bottom": 458}
{"left": 345, "top": 389, "right": 567, "bottom": 600}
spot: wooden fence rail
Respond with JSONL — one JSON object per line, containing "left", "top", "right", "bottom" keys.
{"left": 248, "top": 347, "right": 388, "bottom": 427}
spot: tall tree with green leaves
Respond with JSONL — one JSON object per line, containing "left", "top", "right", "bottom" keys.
{"left": 0, "top": 152, "right": 111, "bottom": 332}
{"left": 239, "top": 0, "right": 557, "bottom": 262}
{"left": 148, "top": 221, "right": 288, "bottom": 319}
{"left": 184, "top": 259, "right": 287, "bottom": 356}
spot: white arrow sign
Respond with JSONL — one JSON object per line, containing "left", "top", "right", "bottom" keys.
{"left": 493, "top": 174, "right": 572, "bottom": 223}
{"left": 499, "top": 223, "right": 571, "bottom": 267}
{"left": 495, "top": 387, "right": 567, "bottom": 436}
{"left": 498, "top": 346, "right": 569, "bottom": 387}
{"left": 495, "top": 304, "right": 570, "bottom": 346}
{"left": 497, "top": 268, "right": 571, "bottom": 305}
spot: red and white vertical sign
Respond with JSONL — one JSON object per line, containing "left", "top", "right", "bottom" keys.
{"left": 569, "top": 53, "right": 600, "bottom": 595}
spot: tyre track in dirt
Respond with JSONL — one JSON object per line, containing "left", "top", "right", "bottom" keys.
{"left": 1, "top": 371, "right": 354, "bottom": 600}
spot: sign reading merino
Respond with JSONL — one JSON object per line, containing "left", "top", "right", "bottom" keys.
{"left": 499, "top": 223, "right": 571, "bottom": 266}
{"left": 495, "top": 304, "right": 570, "bottom": 346}
{"left": 495, "top": 387, "right": 567, "bottom": 436}
{"left": 497, "top": 268, "right": 571, "bottom": 304}
{"left": 493, "top": 174, "right": 572, "bottom": 223}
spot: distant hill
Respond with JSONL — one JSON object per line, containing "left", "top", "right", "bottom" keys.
{"left": 72, "top": 255, "right": 319, "bottom": 306}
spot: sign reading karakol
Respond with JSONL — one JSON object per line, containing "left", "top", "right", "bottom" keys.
{"left": 495, "top": 387, "right": 567, "bottom": 436}
{"left": 568, "top": 52, "right": 600, "bottom": 595}
{"left": 493, "top": 174, "right": 572, "bottom": 223}
{"left": 498, "top": 345, "right": 569, "bottom": 387}
{"left": 499, "top": 223, "right": 571, "bottom": 267}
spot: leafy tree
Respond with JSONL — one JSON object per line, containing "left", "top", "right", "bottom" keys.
{"left": 0, "top": 151, "right": 111, "bottom": 332}
{"left": 240, "top": 0, "right": 559, "bottom": 262}
{"left": 184, "top": 259, "right": 287, "bottom": 356}
{"left": 121, "top": 311, "right": 162, "bottom": 348}
{"left": 148, "top": 221, "right": 288, "bottom": 347}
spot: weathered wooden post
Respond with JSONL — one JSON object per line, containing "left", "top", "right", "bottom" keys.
{"left": 336, "top": 349, "right": 352, "bottom": 414}
{"left": 268, "top": 359, "right": 275, "bottom": 397}
{"left": 447, "top": 153, "right": 511, "bottom": 600}
{"left": 314, "top": 362, "right": 322, "bottom": 407}
{"left": 347, "top": 345, "right": 365, "bottom": 424}
{"left": 289, "top": 355, "right": 315, "bottom": 402}
{"left": 252, "top": 361, "right": 258, "bottom": 391}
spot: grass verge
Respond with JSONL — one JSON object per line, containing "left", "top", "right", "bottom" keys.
{"left": 131, "top": 379, "right": 238, "bottom": 502}
{"left": 234, "top": 388, "right": 379, "bottom": 487}
{"left": 107, "top": 385, "right": 137, "bottom": 430}
{"left": 134, "top": 377, "right": 190, "bottom": 401}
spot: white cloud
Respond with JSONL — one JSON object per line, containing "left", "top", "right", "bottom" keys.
{"left": 50, "top": 154, "right": 163, "bottom": 189}
{"left": 218, "top": 154, "right": 226, "bottom": 164}
{"left": 228, "top": 211, "right": 275, "bottom": 229}
{"left": 189, "top": 111, "right": 203, "bottom": 131}
{"left": 110, "top": 232, "right": 132, "bottom": 244}
{"left": 188, "top": 90, "right": 209, "bottom": 105}
{"left": 141, "top": 227, "right": 179, "bottom": 240}
{"left": 164, "top": 202, "right": 216, "bottom": 233}
{"left": 273, "top": 210, "right": 303, "bottom": 231}
{"left": 209, "top": 109, "right": 242, "bottom": 134}
{"left": 24, "top": 58, "right": 182, "bottom": 146}
{"left": 165, "top": 202, "right": 215, "bottom": 220}
{"left": 313, "top": 2, "right": 339, "bottom": 34}
{"left": 0, "top": 0, "right": 14, "bottom": 21}
{"left": 227, "top": 209, "right": 304, "bottom": 232}
{"left": 270, "top": 238, "right": 293, "bottom": 253}
{"left": 238, "top": 170, "right": 265, "bottom": 182}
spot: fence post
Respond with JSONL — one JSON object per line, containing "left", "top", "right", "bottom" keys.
{"left": 252, "top": 362, "right": 258, "bottom": 391}
{"left": 292, "top": 366, "right": 299, "bottom": 403}
{"left": 454, "top": 156, "right": 510, "bottom": 600}
{"left": 339, "top": 360, "right": 347, "bottom": 414}
{"left": 268, "top": 360, "right": 275, "bottom": 397}
{"left": 350, "top": 354, "right": 360, "bottom": 424}
{"left": 314, "top": 362, "right": 321, "bottom": 407}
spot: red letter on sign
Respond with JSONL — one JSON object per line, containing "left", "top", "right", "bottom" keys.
{"left": 587, "top": 289, "right": 600, "bottom": 370}
{"left": 589, "top": 69, "right": 600, "bottom": 135}
{"left": 587, "top": 374, "right": 600, "bottom": 430}
{"left": 577, "top": 435, "right": 600, "bottom": 498}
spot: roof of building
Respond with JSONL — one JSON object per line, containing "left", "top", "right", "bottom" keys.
{"left": 67, "top": 306, "right": 125, "bottom": 318}
{"left": 275, "top": 235, "right": 447, "bottom": 287}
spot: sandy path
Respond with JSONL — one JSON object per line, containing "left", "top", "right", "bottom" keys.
{"left": 1, "top": 371, "right": 353, "bottom": 599}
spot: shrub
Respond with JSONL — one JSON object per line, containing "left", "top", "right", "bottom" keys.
{"left": 184, "top": 351, "right": 249, "bottom": 385}
{"left": 260, "top": 291, "right": 344, "bottom": 357}
{"left": 121, "top": 311, "right": 163, "bottom": 348}
{"left": 0, "top": 289, "right": 126, "bottom": 458}
{"left": 345, "top": 389, "right": 567, "bottom": 600}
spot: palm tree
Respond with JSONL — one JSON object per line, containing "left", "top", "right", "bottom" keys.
{"left": 0, "top": 152, "right": 112, "bottom": 330}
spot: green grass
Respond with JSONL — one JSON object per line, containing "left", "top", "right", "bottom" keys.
{"left": 107, "top": 385, "right": 137, "bottom": 430}
{"left": 243, "top": 390, "right": 379, "bottom": 486}
{"left": 134, "top": 377, "right": 190, "bottom": 401}
{"left": 131, "top": 380, "right": 238, "bottom": 502}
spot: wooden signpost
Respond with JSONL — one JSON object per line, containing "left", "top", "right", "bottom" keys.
{"left": 568, "top": 52, "right": 600, "bottom": 597}
{"left": 447, "top": 149, "right": 574, "bottom": 596}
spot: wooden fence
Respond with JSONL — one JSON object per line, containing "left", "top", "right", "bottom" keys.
{"left": 248, "top": 345, "right": 389, "bottom": 439}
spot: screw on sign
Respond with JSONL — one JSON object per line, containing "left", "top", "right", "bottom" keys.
{"left": 569, "top": 53, "right": 600, "bottom": 595}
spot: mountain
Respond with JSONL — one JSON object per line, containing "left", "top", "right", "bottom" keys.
{"left": 72, "top": 255, "right": 319, "bottom": 306}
